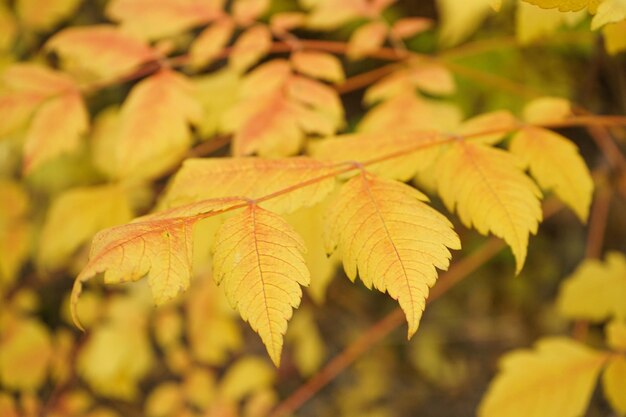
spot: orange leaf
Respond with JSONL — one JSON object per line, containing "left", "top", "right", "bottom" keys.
{"left": 46, "top": 25, "right": 158, "bottom": 81}
{"left": 16, "top": 0, "right": 82, "bottom": 31}
{"left": 189, "top": 18, "right": 234, "bottom": 68}
{"left": 232, "top": 0, "right": 269, "bottom": 25}
{"left": 347, "top": 21, "right": 388, "bottom": 60}
{"left": 106, "top": 0, "right": 222, "bottom": 40}
{"left": 290, "top": 51, "right": 345, "bottom": 83}
{"left": 390, "top": 17, "right": 433, "bottom": 39}
{"left": 229, "top": 24, "right": 272, "bottom": 73}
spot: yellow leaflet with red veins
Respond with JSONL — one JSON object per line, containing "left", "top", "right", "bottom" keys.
{"left": 38, "top": 184, "right": 134, "bottom": 271}
{"left": 71, "top": 199, "right": 236, "bottom": 329}
{"left": 107, "top": 0, "right": 222, "bottom": 40}
{"left": 189, "top": 18, "right": 234, "bottom": 69}
{"left": 478, "top": 338, "right": 608, "bottom": 417}
{"left": 456, "top": 110, "right": 518, "bottom": 145}
{"left": 603, "top": 356, "right": 626, "bottom": 414}
{"left": 325, "top": 174, "right": 460, "bottom": 337}
{"left": 347, "top": 21, "right": 388, "bottom": 60}
{"left": 304, "top": 0, "right": 369, "bottom": 29}
{"left": 510, "top": 126, "right": 592, "bottom": 221}
{"left": 359, "top": 92, "right": 462, "bottom": 134}
{"left": 114, "top": 69, "right": 202, "bottom": 181}
{"left": 557, "top": 252, "right": 626, "bottom": 321}
{"left": 229, "top": 25, "right": 272, "bottom": 73}
{"left": 23, "top": 90, "right": 88, "bottom": 173}
{"left": 435, "top": 141, "right": 542, "bottom": 273}
{"left": 522, "top": 0, "right": 601, "bottom": 12}
{"left": 309, "top": 130, "right": 444, "bottom": 181}
{"left": 160, "top": 157, "right": 337, "bottom": 213}
{"left": 390, "top": 17, "right": 434, "bottom": 39}
{"left": 290, "top": 51, "right": 345, "bottom": 83}
{"left": 46, "top": 25, "right": 158, "bottom": 81}
{"left": 232, "top": 0, "right": 270, "bottom": 25}
{"left": 213, "top": 204, "right": 309, "bottom": 366}
{"left": 16, "top": 0, "right": 82, "bottom": 31}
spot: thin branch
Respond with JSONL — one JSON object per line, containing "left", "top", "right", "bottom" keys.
{"left": 585, "top": 183, "right": 612, "bottom": 259}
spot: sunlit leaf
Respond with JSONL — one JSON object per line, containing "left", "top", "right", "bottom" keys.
{"left": 229, "top": 25, "right": 272, "bottom": 73}
{"left": 602, "top": 355, "right": 626, "bottom": 415}
{"left": 16, "top": 0, "right": 83, "bottom": 31}
{"left": 290, "top": 51, "right": 345, "bottom": 83}
{"left": 347, "top": 21, "right": 388, "bottom": 60}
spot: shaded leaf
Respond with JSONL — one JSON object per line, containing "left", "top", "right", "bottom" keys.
{"left": 326, "top": 174, "right": 460, "bottom": 336}
{"left": 213, "top": 205, "right": 310, "bottom": 365}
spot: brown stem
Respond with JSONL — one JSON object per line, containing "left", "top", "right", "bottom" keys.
{"left": 585, "top": 184, "right": 612, "bottom": 259}
{"left": 335, "top": 63, "right": 400, "bottom": 95}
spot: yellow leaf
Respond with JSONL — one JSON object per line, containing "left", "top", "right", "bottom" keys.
{"left": 603, "top": 19, "right": 626, "bottom": 54}
{"left": 186, "top": 275, "right": 242, "bottom": 365}
{"left": 77, "top": 293, "right": 153, "bottom": 400}
{"left": 72, "top": 199, "right": 235, "bottom": 328}
{"left": 229, "top": 25, "right": 272, "bottom": 73}
{"left": 219, "top": 357, "right": 275, "bottom": 401}
{"left": 285, "top": 202, "right": 339, "bottom": 303}
{"left": 183, "top": 368, "right": 217, "bottom": 409}
{"left": 0, "top": 180, "right": 31, "bottom": 288}
{"left": 0, "top": 315, "right": 52, "bottom": 391}
{"left": 232, "top": 0, "right": 269, "bottom": 25}
{"left": 23, "top": 90, "right": 89, "bottom": 173}
{"left": 325, "top": 174, "right": 460, "bottom": 337}
{"left": 304, "top": 0, "right": 369, "bottom": 30}
{"left": 455, "top": 110, "right": 518, "bottom": 145}
{"left": 557, "top": 252, "right": 626, "bottom": 321}
{"left": 510, "top": 126, "right": 592, "bottom": 221}
{"left": 516, "top": 1, "right": 586, "bottom": 44}
{"left": 107, "top": 0, "right": 222, "bottom": 40}
{"left": 436, "top": 0, "right": 495, "bottom": 46}
{"left": 591, "top": 0, "right": 626, "bottom": 29}
{"left": 46, "top": 25, "right": 158, "bottom": 81}
{"left": 602, "top": 355, "right": 626, "bottom": 414}
{"left": 435, "top": 141, "right": 542, "bottom": 273}
{"left": 189, "top": 18, "right": 234, "bottom": 69}
{"left": 0, "top": 4, "right": 17, "bottom": 51}
{"left": 358, "top": 92, "right": 462, "bottom": 134}
{"left": 213, "top": 204, "right": 310, "bottom": 365}
{"left": 347, "top": 21, "right": 388, "bottom": 60}
{"left": 38, "top": 184, "right": 134, "bottom": 271}
{"left": 285, "top": 307, "right": 326, "bottom": 376}
{"left": 270, "top": 12, "right": 306, "bottom": 33}
{"left": 607, "top": 320, "right": 626, "bottom": 351}
{"left": 161, "top": 157, "right": 337, "bottom": 213}
{"left": 309, "top": 130, "right": 444, "bottom": 181}
{"left": 478, "top": 337, "right": 608, "bottom": 417}
{"left": 16, "top": 0, "right": 82, "bottom": 31}
{"left": 145, "top": 382, "right": 184, "bottom": 417}
{"left": 0, "top": 394, "right": 17, "bottom": 417}
{"left": 113, "top": 69, "right": 202, "bottom": 180}
{"left": 522, "top": 96, "right": 572, "bottom": 124}
{"left": 193, "top": 69, "right": 240, "bottom": 138}
{"left": 290, "top": 51, "right": 345, "bottom": 83}
{"left": 522, "top": 0, "right": 601, "bottom": 11}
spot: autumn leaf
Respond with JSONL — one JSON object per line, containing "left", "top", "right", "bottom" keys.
{"left": 602, "top": 355, "right": 626, "bottom": 414}
{"left": 229, "top": 25, "right": 272, "bottom": 73}
{"left": 38, "top": 184, "right": 134, "bottom": 271}
{"left": 435, "top": 140, "right": 542, "bottom": 273}
{"left": 109, "top": 69, "right": 202, "bottom": 180}
{"left": 71, "top": 199, "right": 236, "bottom": 329}
{"left": 390, "top": 17, "right": 434, "bottom": 39}
{"left": 522, "top": 0, "right": 602, "bottom": 12}
{"left": 189, "top": 18, "right": 234, "bottom": 69}
{"left": 290, "top": 51, "right": 345, "bottom": 83}
{"left": 46, "top": 25, "right": 158, "bottom": 81}
{"left": 516, "top": 2, "right": 586, "bottom": 44}
{"left": 285, "top": 307, "right": 326, "bottom": 376}
{"left": 478, "top": 338, "right": 609, "bottom": 417}
{"left": 212, "top": 204, "right": 310, "bottom": 365}
{"left": 16, "top": 0, "right": 83, "bottom": 31}
{"left": 347, "top": 21, "right": 388, "bottom": 60}
{"left": 557, "top": 252, "right": 626, "bottom": 321}
{"left": 591, "top": 0, "right": 626, "bottom": 29}
{"left": 603, "top": 20, "right": 626, "bottom": 54}
{"left": 106, "top": 0, "right": 222, "bottom": 40}
{"left": 325, "top": 174, "right": 460, "bottom": 337}
{"left": 309, "top": 130, "right": 444, "bottom": 181}
{"left": 23, "top": 90, "right": 89, "bottom": 173}
{"left": 0, "top": 180, "right": 31, "bottom": 288}
{"left": 436, "top": 0, "right": 496, "bottom": 45}
{"left": 232, "top": 0, "right": 270, "bottom": 25}
{"left": 304, "top": 0, "right": 370, "bottom": 29}
{"left": 160, "top": 157, "right": 337, "bottom": 213}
